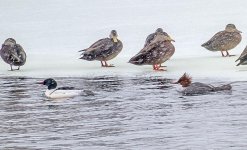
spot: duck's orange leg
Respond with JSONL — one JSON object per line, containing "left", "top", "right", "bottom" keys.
{"left": 221, "top": 50, "right": 226, "bottom": 57}
{"left": 153, "top": 64, "right": 166, "bottom": 71}
{"left": 104, "top": 61, "right": 115, "bottom": 67}
{"left": 159, "top": 64, "right": 167, "bottom": 68}
{"left": 101, "top": 61, "right": 105, "bottom": 67}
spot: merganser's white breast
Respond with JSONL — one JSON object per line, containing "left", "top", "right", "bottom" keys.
{"left": 45, "top": 89, "right": 83, "bottom": 99}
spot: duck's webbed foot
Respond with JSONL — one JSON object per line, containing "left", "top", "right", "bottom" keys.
{"left": 102, "top": 61, "right": 115, "bottom": 67}
{"left": 159, "top": 64, "right": 167, "bottom": 68}
{"left": 225, "top": 51, "right": 235, "bottom": 57}
{"left": 221, "top": 50, "right": 226, "bottom": 57}
{"left": 153, "top": 64, "right": 166, "bottom": 71}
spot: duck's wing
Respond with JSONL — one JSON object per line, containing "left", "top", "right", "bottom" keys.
{"left": 80, "top": 38, "right": 112, "bottom": 52}
{"left": 129, "top": 42, "right": 160, "bottom": 65}
{"left": 201, "top": 31, "right": 224, "bottom": 48}
{"left": 144, "top": 33, "right": 156, "bottom": 47}
{"left": 14, "top": 44, "right": 26, "bottom": 63}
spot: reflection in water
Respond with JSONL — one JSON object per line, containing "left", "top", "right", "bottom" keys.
{"left": 0, "top": 77, "right": 246, "bottom": 149}
{"left": 1, "top": 77, "right": 31, "bottom": 100}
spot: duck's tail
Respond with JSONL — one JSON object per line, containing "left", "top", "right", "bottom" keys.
{"left": 79, "top": 51, "right": 96, "bottom": 61}
{"left": 128, "top": 53, "right": 145, "bottom": 65}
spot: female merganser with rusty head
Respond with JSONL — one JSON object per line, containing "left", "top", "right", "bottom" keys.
{"left": 174, "top": 73, "right": 232, "bottom": 96}
{"left": 129, "top": 32, "right": 175, "bottom": 71}
{"left": 79, "top": 30, "right": 123, "bottom": 67}
{"left": 0, "top": 38, "right": 27, "bottom": 71}
{"left": 37, "top": 78, "right": 93, "bottom": 99}
{"left": 201, "top": 24, "right": 242, "bottom": 57}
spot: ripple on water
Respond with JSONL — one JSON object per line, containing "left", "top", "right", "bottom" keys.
{"left": 0, "top": 76, "right": 247, "bottom": 149}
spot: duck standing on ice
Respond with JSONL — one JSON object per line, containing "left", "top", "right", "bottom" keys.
{"left": 235, "top": 45, "right": 247, "bottom": 66}
{"left": 79, "top": 30, "right": 123, "bottom": 67}
{"left": 129, "top": 30, "right": 175, "bottom": 71}
{"left": 143, "top": 28, "right": 170, "bottom": 68}
{"left": 174, "top": 73, "right": 232, "bottom": 96}
{"left": 201, "top": 24, "right": 242, "bottom": 57}
{"left": 37, "top": 78, "right": 94, "bottom": 99}
{"left": 0, "top": 38, "right": 27, "bottom": 71}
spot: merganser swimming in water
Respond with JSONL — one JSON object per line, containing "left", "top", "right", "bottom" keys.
{"left": 79, "top": 30, "right": 123, "bottom": 67}
{"left": 201, "top": 24, "right": 242, "bottom": 57}
{"left": 129, "top": 32, "right": 175, "bottom": 71}
{"left": 37, "top": 78, "right": 94, "bottom": 99}
{"left": 0, "top": 38, "right": 27, "bottom": 71}
{"left": 174, "top": 73, "right": 232, "bottom": 96}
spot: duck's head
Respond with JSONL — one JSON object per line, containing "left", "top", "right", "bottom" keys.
{"left": 173, "top": 73, "right": 192, "bottom": 87}
{"left": 110, "top": 30, "right": 118, "bottom": 42}
{"left": 225, "top": 24, "right": 242, "bottom": 33}
{"left": 3, "top": 38, "right": 16, "bottom": 47}
{"left": 155, "top": 28, "right": 164, "bottom": 33}
{"left": 37, "top": 78, "right": 57, "bottom": 90}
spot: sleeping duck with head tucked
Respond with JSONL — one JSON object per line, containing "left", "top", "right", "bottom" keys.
{"left": 174, "top": 73, "right": 232, "bottom": 96}
{"left": 79, "top": 30, "right": 123, "bottom": 67}
{"left": 0, "top": 38, "right": 27, "bottom": 71}
{"left": 129, "top": 31, "right": 175, "bottom": 71}
{"left": 144, "top": 28, "right": 169, "bottom": 47}
{"left": 201, "top": 24, "right": 242, "bottom": 57}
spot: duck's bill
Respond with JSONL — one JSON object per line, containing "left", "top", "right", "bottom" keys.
{"left": 167, "top": 36, "right": 175, "bottom": 42}
{"left": 169, "top": 37, "right": 175, "bottom": 42}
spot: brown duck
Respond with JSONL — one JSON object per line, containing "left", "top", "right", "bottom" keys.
{"left": 201, "top": 24, "right": 242, "bottom": 57}
{"left": 0, "top": 38, "right": 27, "bottom": 71}
{"left": 79, "top": 30, "right": 123, "bottom": 67}
{"left": 129, "top": 32, "right": 175, "bottom": 71}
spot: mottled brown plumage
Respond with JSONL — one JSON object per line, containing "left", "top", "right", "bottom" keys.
{"left": 201, "top": 24, "right": 242, "bottom": 57}
{"left": 129, "top": 33, "right": 175, "bottom": 71}
{"left": 0, "top": 38, "right": 27, "bottom": 71}
{"left": 79, "top": 30, "right": 123, "bottom": 67}
{"left": 144, "top": 28, "right": 169, "bottom": 47}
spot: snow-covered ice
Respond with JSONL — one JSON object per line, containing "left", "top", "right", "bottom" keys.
{"left": 0, "top": 0, "right": 247, "bottom": 80}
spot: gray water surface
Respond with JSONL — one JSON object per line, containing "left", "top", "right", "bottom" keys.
{"left": 0, "top": 76, "right": 247, "bottom": 150}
